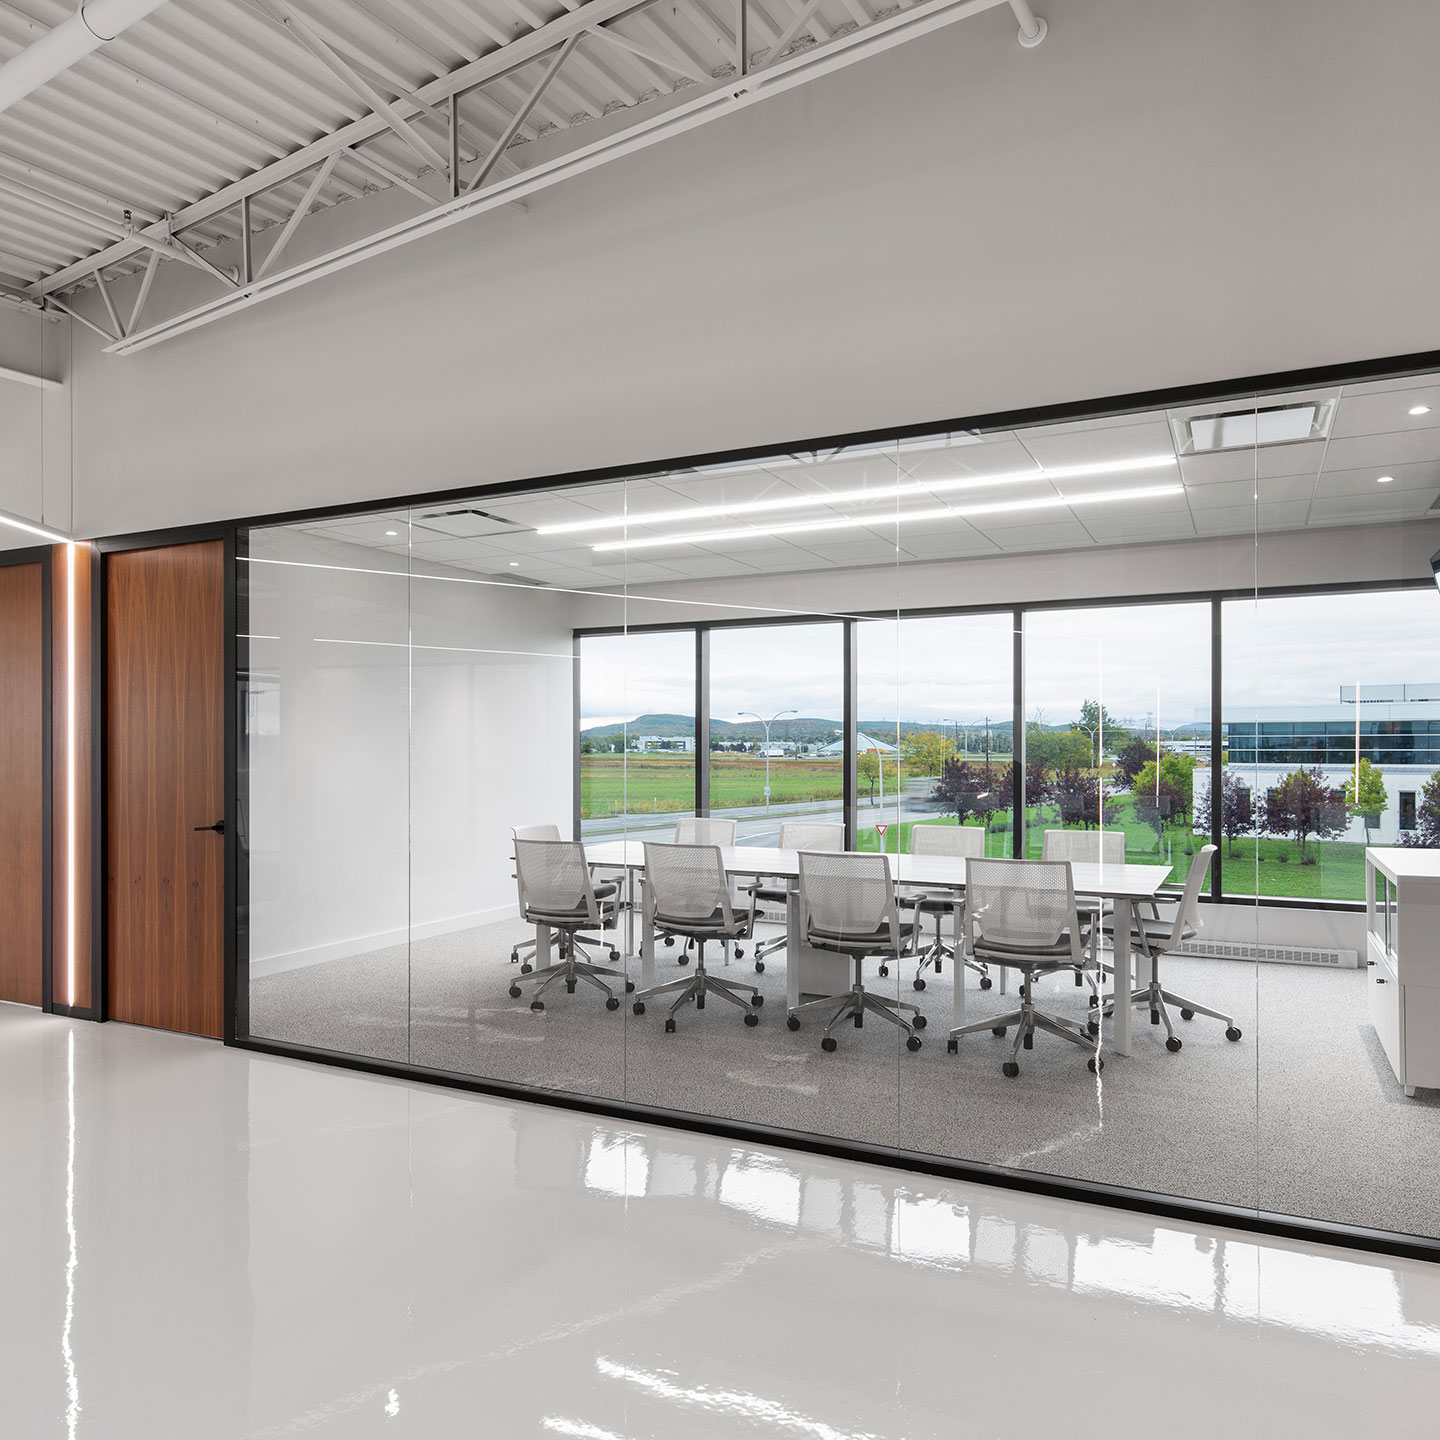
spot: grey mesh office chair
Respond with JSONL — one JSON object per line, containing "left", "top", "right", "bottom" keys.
{"left": 630, "top": 842, "right": 761, "bottom": 1032}
{"left": 946, "top": 857, "right": 1102, "bottom": 1077}
{"left": 510, "top": 823, "right": 620, "bottom": 971}
{"left": 1041, "top": 828, "right": 1124, "bottom": 987}
{"left": 897, "top": 824, "right": 989, "bottom": 992}
{"left": 1094, "top": 845, "right": 1241, "bottom": 1050}
{"left": 508, "top": 839, "right": 632, "bottom": 1011}
{"left": 661, "top": 817, "right": 741, "bottom": 962}
{"left": 743, "top": 821, "right": 844, "bottom": 974}
{"left": 787, "top": 851, "right": 926, "bottom": 1052}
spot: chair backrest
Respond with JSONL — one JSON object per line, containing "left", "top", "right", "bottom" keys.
{"left": 910, "top": 824, "right": 985, "bottom": 859}
{"left": 1163, "top": 845, "right": 1216, "bottom": 946}
{"left": 644, "top": 842, "right": 733, "bottom": 927}
{"left": 778, "top": 821, "right": 844, "bottom": 851}
{"left": 965, "top": 857, "right": 1083, "bottom": 964}
{"left": 513, "top": 822, "right": 561, "bottom": 842}
{"left": 673, "top": 816, "right": 737, "bottom": 846}
{"left": 797, "top": 850, "right": 901, "bottom": 946}
{"left": 513, "top": 838, "right": 597, "bottom": 924}
{"left": 1041, "top": 828, "right": 1124, "bottom": 865}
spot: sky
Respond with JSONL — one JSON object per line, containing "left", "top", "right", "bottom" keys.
{"left": 580, "top": 589, "right": 1440, "bottom": 732}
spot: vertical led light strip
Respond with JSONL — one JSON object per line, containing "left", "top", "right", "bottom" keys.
{"left": 67, "top": 542, "right": 77, "bottom": 1008}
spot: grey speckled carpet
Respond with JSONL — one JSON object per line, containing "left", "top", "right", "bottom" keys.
{"left": 250, "top": 918, "right": 1440, "bottom": 1240}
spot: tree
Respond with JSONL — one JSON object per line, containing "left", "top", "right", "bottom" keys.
{"left": 1133, "top": 753, "right": 1199, "bottom": 825}
{"left": 1262, "top": 765, "right": 1347, "bottom": 863}
{"left": 1401, "top": 769, "right": 1440, "bottom": 848}
{"left": 1218, "top": 768, "right": 1255, "bottom": 857}
{"left": 1025, "top": 722, "right": 1092, "bottom": 773}
{"left": 901, "top": 730, "right": 953, "bottom": 777}
{"left": 1342, "top": 758, "right": 1389, "bottom": 845}
{"left": 932, "top": 759, "right": 1003, "bottom": 827}
{"left": 1051, "top": 764, "right": 1103, "bottom": 828}
{"left": 1075, "top": 699, "right": 1130, "bottom": 767}
{"left": 1114, "top": 737, "right": 1157, "bottom": 791}
{"left": 857, "top": 751, "right": 886, "bottom": 804}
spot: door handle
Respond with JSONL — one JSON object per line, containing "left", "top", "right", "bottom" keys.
{"left": 194, "top": 820, "right": 225, "bottom": 834}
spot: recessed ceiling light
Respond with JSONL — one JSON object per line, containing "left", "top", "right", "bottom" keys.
{"left": 509, "top": 561, "right": 520, "bottom": 566}
{"left": 1410, "top": 405, "right": 1432, "bottom": 416}
{"left": 1377, "top": 475, "right": 1395, "bottom": 484}
{"left": 1171, "top": 399, "right": 1335, "bottom": 454}
{"left": 384, "top": 529, "right": 398, "bottom": 537}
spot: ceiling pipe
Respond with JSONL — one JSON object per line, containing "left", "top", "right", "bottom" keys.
{"left": 1007, "top": 0, "right": 1047, "bottom": 46}
{"left": 0, "top": 0, "right": 171, "bottom": 114}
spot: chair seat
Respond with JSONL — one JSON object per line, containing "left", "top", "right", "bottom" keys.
{"left": 592, "top": 881, "right": 618, "bottom": 900}
{"left": 654, "top": 906, "right": 749, "bottom": 940}
{"left": 810, "top": 920, "right": 916, "bottom": 953}
{"left": 527, "top": 904, "right": 603, "bottom": 926}
{"left": 747, "top": 883, "right": 791, "bottom": 904}
{"left": 1100, "top": 914, "right": 1196, "bottom": 945}
{"left": 973, "top": 931, "right": 1080, "bottom": 964}
{"left": 899, "top": 892, "right": 963, "bottom": 915}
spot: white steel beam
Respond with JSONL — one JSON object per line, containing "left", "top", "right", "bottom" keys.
{"left": 0, "top": 362, "right": 63, "bottom": 391}
{"left": 465, "top": 35, "right": 583, "bottom": 193}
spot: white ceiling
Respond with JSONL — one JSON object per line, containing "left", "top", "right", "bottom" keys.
{"left": 285, "top": 371, "right": 1440, "bottom": 589}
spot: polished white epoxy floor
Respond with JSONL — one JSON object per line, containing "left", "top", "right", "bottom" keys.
{"left": 3, "top": 1003, "right": 1439, "bottom": 1439}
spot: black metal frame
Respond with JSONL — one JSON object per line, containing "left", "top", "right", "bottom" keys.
{"left": 0, "top": 545, "right": 54, "bottom": 1015}
{"left": 76, "top": 346, "right": 1440, "bottom": 1266}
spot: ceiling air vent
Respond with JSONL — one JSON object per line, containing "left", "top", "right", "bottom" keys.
{"left": 1170, "top": 399, "right": 1335, "bottom": 455}
{"left": 413, "top": 506, "right": 520, "bottom": 538}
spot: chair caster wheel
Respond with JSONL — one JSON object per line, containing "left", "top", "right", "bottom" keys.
{"left": 821, "top": 1036, "right": 838, "bottom": 1052}
{"left": 877, "top": 965, "right": 889, "bottom": 977}
{"left": 906, "top": 1035, "right": 922, "bottom": 1052}
{"left": 606, "top": 997, "right": 620, "bottom": 1011}
{"left": 664, "top": 1018, "right": 676, "bottom": 1033}
{"left": 934, "top": 959, "right": 943, "bottom": 974}
{"left": 1022, "top": 1032, "right": 1034, "bottom": 1050}
{"left": 1180, "top": 1008, "right": 1195, "bottom": 1020}
{"left": 508, "top": 985, "right": 522, "bottom": 999}
{"left": 787, "top": 1016, "right": 801, "bottom": 1031}
{"left": 632, "top": 1002, "right": 646, "bottom": 1015}
{"left": 744, "top": 1013, "right": 759, "bottom": 1027}
{"left": 520, "top": 964, "right": 533, "bottom": 974}
{"left": 1226, "top": 1026, "right": 1243, "bottom": 1041}
{"left": 1166, "top": 1036, "right": 1182, "bottom": 1052}
{"left": 1074, "top": 971, "right": 1084, "bottom": 986}
{"left": 946, "top": 1039, "right": 958, "bottom": 1054}
{"left": 913, "top": 977, "right": 926, "bottom": 992}
{"left": 677, "top": 957, "right": 689, "bottom": 966}
{"left": 979, "top": 976, "right": 993, "bottom": 990}
{"left": 530, "top": 1001, "right": 544, "bottom": 1012}
{"left": 992, "top": 1026, "right": 1007, "bottom": 1038}
{"left": 754, "top": 960, "right": 765, "bottom": 974}
{"left": 510, "top": 949, "right": 519, "bottom": 963}
{"left": 1088, "top": 1056, "right": 1104, "bottom": 1074}
{"left": 609, "top": 948, "right": 620, "bottom": 961}
{"left": 1086, "top": 1020, "right": 1099, "bottom": 1036}
{"left": 1089, "top": 993, "right": 1100, "bottom": 1007}
{"left": 624, "top": 980, "right": 635, "bottom": 993}
{"left": 751, "top": 993, "right": 764, "bottom": 1007}
{"left": 1002, "top": 1061, "right": 1020, "bottom": 1078}
{"left": 664, "top": 936, "right": 675, "bottom": 947}
{"left": 734, "top": 947, "right": 745, "bottom": 959}
{"left": 913, "top": 1014, "right": 927, "bottom": 1030}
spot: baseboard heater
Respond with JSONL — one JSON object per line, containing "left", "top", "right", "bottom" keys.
{"left": 1173, "top": 940, "right": 1360, "bottom": 969}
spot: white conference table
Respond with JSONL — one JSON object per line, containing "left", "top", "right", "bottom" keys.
{"left": 584, "top": 841, "right": 1174, "bottom": 1058}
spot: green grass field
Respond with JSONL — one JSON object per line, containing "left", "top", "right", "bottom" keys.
{"left": 582, "top": 754, "right": 1368, "bottom": 901}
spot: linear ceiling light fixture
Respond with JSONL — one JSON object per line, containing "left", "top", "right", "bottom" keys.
{"left": 591, "top": 483, "right": 1185, "bottom": 551}
{"left": 545, "top": 456, "right": 1178, "bottom": 537}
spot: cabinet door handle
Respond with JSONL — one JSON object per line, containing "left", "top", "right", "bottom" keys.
{"left": 1375, "top": 977, "right": 1387, "bottom": 985}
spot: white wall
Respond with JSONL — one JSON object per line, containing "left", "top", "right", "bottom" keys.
{"left": 0, "top": 306, "right": 71, "bottom": 544}
{"left": 245, "top": 530, "right": 573, "bottom": 973}
{"left": 59, "top": 0, "right": 1440, "bottom": 538}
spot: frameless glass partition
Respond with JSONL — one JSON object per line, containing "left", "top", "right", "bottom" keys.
{"left": 237, "top": 367, "right": 1440, "bottom": 1252}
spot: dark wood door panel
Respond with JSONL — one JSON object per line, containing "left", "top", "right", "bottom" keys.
{"left": 106, "top": 541, "right": 223, "bottom": 1038}
{"left": 0, "top": 561, "right": 45, "bottom": 1008}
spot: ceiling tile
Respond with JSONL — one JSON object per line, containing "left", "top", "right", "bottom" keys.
{"left": 1012, "top": 419, "right": 1175, "bottom": 469}
{"left": 1323, "top": 429, "right": 1440, "bottom": 472}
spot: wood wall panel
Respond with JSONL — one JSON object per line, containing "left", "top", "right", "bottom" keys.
{"left": 51, "top": 543, "right": 94, "bottom": 1013}
{"left": 106, "top": 541, "right": 224, "bottom": 1038}
{"left": 0, "top": 561, "right": 45, "bottom": 1007}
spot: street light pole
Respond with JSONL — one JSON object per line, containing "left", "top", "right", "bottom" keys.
{"left": 739, "top": 708, "right": 797, "bottom": 813}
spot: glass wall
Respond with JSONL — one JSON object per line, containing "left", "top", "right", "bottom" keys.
{"left": 237, "top": 366, "right": 1440, "bottom": 1251}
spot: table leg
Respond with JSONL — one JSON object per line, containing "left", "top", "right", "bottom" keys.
{"left": 640, "top": 879, "right": 656, "bottom": 991}
{"left": 786, "top": 884, "right": 801, "bottom": 1014}
{"left": 951, "top": 900, "right": 966, "bottom": 1032}
{"left": 1111, "top": 897, "right": 1133, "bottom": 1058}
{"left": 537, "top": 922, "right": 553, "bottom": 971}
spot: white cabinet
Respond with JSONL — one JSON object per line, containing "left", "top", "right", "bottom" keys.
{"left": 1365, "top": 849, "right": 1440, "bottom": 1097}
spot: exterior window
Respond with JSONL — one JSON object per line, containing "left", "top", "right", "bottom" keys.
{"left": 1400, "top": 791, "right": 1417, "bottom": 831}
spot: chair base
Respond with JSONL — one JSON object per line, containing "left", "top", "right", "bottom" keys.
{"left": 509, "top": 933, "right": 629, "bottom": 1009}
{"left": 632, "top": 950, "right": 760, "bottom": 1027}
{"left": 1101, "top": 977, "right": 1239, "bottom": 1048}
{"left": 948, "top": 968, "right": 1100, "bottom": 1074}
{"left": 789, "top": 982, "right": 925, "bottom": 1049}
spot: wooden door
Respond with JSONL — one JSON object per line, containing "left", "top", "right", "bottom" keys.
{"left": 106, "top": 541, "right": 224, "bottom": 1037}
{"left": 0, "top": 561, "right": 45, "bottom": 1008}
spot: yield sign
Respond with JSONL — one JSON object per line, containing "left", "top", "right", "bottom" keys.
{"left": 876, "top": 824, "right": 889, "bottom": 837}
